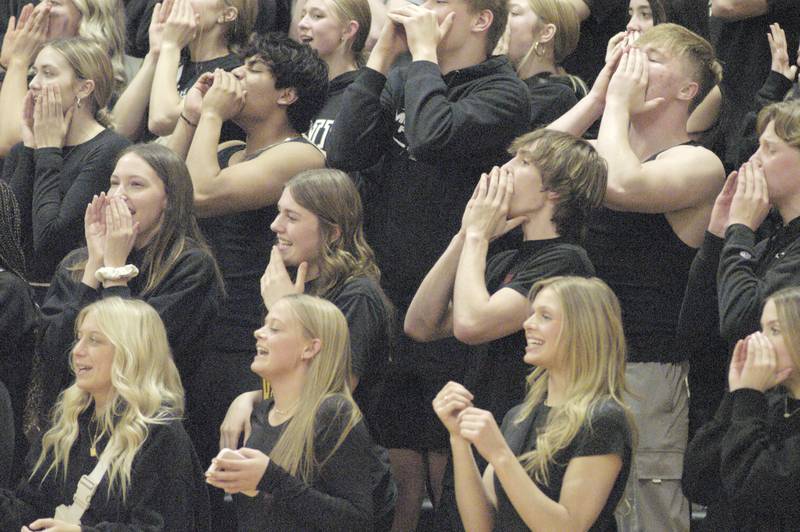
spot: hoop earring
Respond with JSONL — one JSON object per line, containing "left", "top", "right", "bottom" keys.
{"left": 533, "top": 41, "right": 546, "bottom": 57}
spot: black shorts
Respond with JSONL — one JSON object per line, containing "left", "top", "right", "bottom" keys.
{"left": 375, "top": 335, "right": 468, "bottom": 451}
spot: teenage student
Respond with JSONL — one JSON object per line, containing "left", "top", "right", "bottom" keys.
{"left": 683, "top": 286, "right": 800, "bottom": 530}
{"left": 326, "top": 0, "right": 530, "bottom": 526}
{"left": 0, "top": 297, "right": 211, "bottom": 531}
{"left": 206, "top": 294, "right": 396, "bottom": 531}
{"left": 220, "top": 168, "right": 394, "bottom": 447}
{"left": 434, "top": 276, "right": 633, "bottom": 531}
{"left": 549, "top": 23, "right": 725, "bottom": 529}
{"left": 2, "top": 37, "right": 130, "bottom": 297}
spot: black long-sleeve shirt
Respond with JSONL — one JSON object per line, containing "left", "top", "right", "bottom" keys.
{"left": 37, "top": 243, "right": 221, "bottom": 411}
{"left": 236, "top": 396, "right": 395, "bottom": 531}
{"left": 326, "top": 58, "right": 530, "bottom": 310}
{"left": 2, "top": 130, "right": 131, "bottom": 283}
{"left": 683, "top": 388, "right": 800, "bottom": 531}
{"left": 0, "top": 413, "right": 211, "bottom": 531}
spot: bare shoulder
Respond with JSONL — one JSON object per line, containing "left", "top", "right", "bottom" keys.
{"left": 656, "top": 144, "right": 725, "bottom": 180}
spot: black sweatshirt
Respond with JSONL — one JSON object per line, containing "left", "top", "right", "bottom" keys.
{"left": 37, "top": 244, "right": 221, "bottom": 411}
{"left": 236, "top": 396, "right": 395, "bottom": 531}
{"left": 326, "top": 58, "right": 530, "bottom": 310}
{"left": 0, "top": 414, "right": 211, "bottom": 531}
{"left": 2, "top": 131, "right": 131, "bottom": 283}
{"left": 307, "top": 69, "right": 360, "bottom": 153}
{"left": 683, "top": 388, "right": 800, "bottom": 531}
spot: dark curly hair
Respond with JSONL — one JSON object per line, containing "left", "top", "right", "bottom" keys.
{"left": 241, "top": 33, "right": 329, "bottom": 134}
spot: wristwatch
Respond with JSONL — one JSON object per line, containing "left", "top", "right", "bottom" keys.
{"left": 95, "top": 264, "right": 140, "bottom": 283}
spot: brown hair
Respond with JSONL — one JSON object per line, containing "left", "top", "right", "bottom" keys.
{"left": 464, "top": 0, "right": 508, "bottom": 54}
{"left": 757, "top": 100, "right": 800, "bottom": 150}
{"left": 636, "top": 23, "right": 722, "bottom": 113}
{"left": 223, "top": 0, "right": 259, "bottom": 49}
{"left": 768, "top": 286, "right": 800, "bottom": 376}
{"left": 509, "top": 129, "right": 607, "bottom": 242}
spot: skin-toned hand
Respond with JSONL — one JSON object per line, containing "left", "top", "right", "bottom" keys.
{"left": 201, "top": 69, "right": 246, "bottom": 121}
{"left": 708, "top": 170, "right": 738, "bottom": 237}
{"left": 206, "top": 447, "right": 269, "bottom": 494}
{"left": 604, "top": 31, "right": 627, "bottom": 64}
{"left": 162, "top": 0, "right": 198, "bottom": 50}
{"left": 767, "top": 23, "right": 798, "bottom": 82}
{"left": 1, "top": 2, "right": 48, "bottom": 69}
{"left": 433, "top": 381, "right": 474, "bottom": 436}
{"left": 21, "top": 90, "right": 36, "bottom": 148}
{"left": 457, "top": 407, "right": 511, "bottom": 464}
{"left": 183, "top": 72, "right": 214, "bottom": 124}
{"left": 148, "top": 0, "right": 175, "bottom": 56}
{"left": 103, "top": 196, "right": 139, "bottom": 268}
{"left": 33, "top": 84, "right": 74, "bottom": 149}
{"left": 729, "top": 332, "right": 793, "bottom": 392}
{"left": 23, "top": 518, "right": 80, "bottom": 532}
{"left": 727, "top": 161, "right": 771, "bottom": 231}
{"left": 589, "top": 44, "right": 625, "bottom": 106}
{"left": 371, "top": 14, "right": 409, "bottom": 61}
{"left": 219, "top": 391, "right": 259, "bottom": 450}
{"left": 261, "top": 246, "right": 307, "bottom": 310}
{"left": 386, "top": 5, "right": 454, "bottom": 61}
{"left": 84, "top": 193, "right": 108, "bottom": 267}
{"left": 606, "top": 47, "right": 665, "bottom": 114}
{"left": 461, "top": 167, "right": 527, "bottom": 241}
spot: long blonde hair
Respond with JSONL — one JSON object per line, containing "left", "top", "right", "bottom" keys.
{"left": 72, "top": 0, "right": 127, "bottom": 96}
{"left": 33, "top": 298, "right": 184, "bottom": 501}
{"left": 519, "top": 0, "right": 580, "bottom": 68}
{"left": 516, "top": 276, "right": 632, "bottom": 485}
{"left": 768, "top": 286, "right": 800, "bottom": 376}
{"left": 285, "top": 169, "right": 380, "bottom": 299}
{"left": 327, "top": 0, "right": 371, "bottom": 65}
{"left": 266, "top": 295, "right": 361, "bottom": 483}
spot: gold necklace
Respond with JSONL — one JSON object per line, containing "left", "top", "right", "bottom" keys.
{"left": 273, "top": 401, "right": 299, "bottom": 416}
{"left": 90, "top": 423, "right": 102, "bottom": 457}
{"left": 784, "top": 395, "right": 800, "bottom": 419}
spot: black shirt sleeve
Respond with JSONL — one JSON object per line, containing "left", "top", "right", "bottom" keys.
{"left": 573, "top": 401, "right": 630, "bottom": 460}
{"left": 333, "top": 279, "right": 388, "bottom": 378}
{"left": 499, "top": 245, "right": 594, "bottom": 299}
{"left": 719, "top": 389, "right": 800, "bottom": 513}
{"left": 256, "top": 397, "right": 376, "bottom": 531}
{"left": 326, "top": 68, "right": 396, "bottom": 171}
{"left": 682, "top": 392, "right": 734, "bottom": 505}
{"left": 402, "top": 61, "right": 530, "bottom": 163}
{"left": 678, "top": 232, "right": 724, "bottom": 356}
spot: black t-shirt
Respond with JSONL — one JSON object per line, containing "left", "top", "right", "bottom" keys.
{"left": 524, "top": 73, "right": 579, "bottom": 130}
{"left": 560, "top": 0, "right": 629, "bottom": 87}
{"left": 317, "top": 275, "right": 393, "bottom": 437}
{"left": 237, "top": 396, "right": 395, "bottom": 532}
{"left": 494, "top": 399, "right": 632, "bottom": 531}
{"left": 464, "top": 239, "right": 594, "bottom": 424}
{"left": 307, "top": 70, "right": 360, "bottom": 153}
{"left": 2, "top": 130, "right": 131, "bottom": 283}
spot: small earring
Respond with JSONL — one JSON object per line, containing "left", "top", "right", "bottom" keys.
{"left": 533, "top": 41, "right": 546, "bottom": 57}
{"left": 75, "top": 96, "right": 82, "bottom": 109}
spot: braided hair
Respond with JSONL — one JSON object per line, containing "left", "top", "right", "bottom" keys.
{"left": 0, "top": 180, "right": 27, "bottom": 280}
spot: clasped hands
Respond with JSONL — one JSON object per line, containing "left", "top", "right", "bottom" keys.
{"left": 205, "top": 447, "right": 269, "bottom": 496}
{"left": 183, "top": 69, "right": 246, "bottom": 126}
{"left": 373, "top": 3, "right": 454, "bottom": 62}
{"left": 433, "top": 381, "right": 510, "bottom": 464}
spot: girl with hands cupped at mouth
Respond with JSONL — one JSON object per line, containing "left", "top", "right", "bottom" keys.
{"left": 684, "top": 286, "right": 800, "bottom": 531}
{"left": 434, "top": 276, "right": 634, "bottom": 532}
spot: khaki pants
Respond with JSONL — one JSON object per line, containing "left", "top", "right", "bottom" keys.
{"left": 616, "top": 361, "right": 690, "bottom": 532}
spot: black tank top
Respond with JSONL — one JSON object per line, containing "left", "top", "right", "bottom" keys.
{"left": 198, "top": 137, "right": 316, "bottom": 353}
{"left": 584, "top": 143, "right": 699, "bottom": 364}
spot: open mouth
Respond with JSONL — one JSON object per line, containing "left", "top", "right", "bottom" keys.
{"left": 300, "top": 35, "right": 313, "bottom": 44}
{"left": 276, "top": 238, "right": 292, "bottom": 250}
{"left": 75, "top": 364, "right": 93, "bottom": 375}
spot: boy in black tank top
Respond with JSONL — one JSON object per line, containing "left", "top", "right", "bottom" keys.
{"left": 166, "top": 34, "right": 327, "bottom": 532}
{"left": 549, "top": 24, "right": 725, "bottom": 531}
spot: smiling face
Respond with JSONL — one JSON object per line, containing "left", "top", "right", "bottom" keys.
{"left": 627, "top": 0, "right": 654, "bottom": 33}
{"left": 523, "top": 287, "right": 564, "bottom": 368}
{"left": 73, "top": 310, "right": 115, "bottom": 408}
{"left": 252, "top": 299, "right": 312, "bottom": 379}
{"left": 48, "top": 0, "right": 82, "bottom": 39}
{"left": 297, "top": 0, "right": 348, "bottom": 58}
{"left": 270, "top": 187, "right": 323, "bottom": 269}
{"left": 751, "top": 121, "right": 800, "bottom": 207}
{"left": 761, "top": 299, "right": 799, "bottom": 386}
{"left": 108, "top": 153, "right": 168, "bottom": 249}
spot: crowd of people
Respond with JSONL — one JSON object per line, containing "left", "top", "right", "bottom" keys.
{"left": 0, "top": 0, "right": 797, "bottom": 530}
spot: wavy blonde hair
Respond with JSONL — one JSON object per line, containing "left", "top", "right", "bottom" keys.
{"left": 72, "top": 0, "right": 127, "bottom": 96}
{"left": 326, "top": 0, "right": 371, "bottom": 65}
{"left": 767, "top": 286, "right": 800, "bottom": 375}
{"left": 266, "top": 295, "right": 361, "bottom": 483}
{"left": 757, "top": 100, "right": 800, "bottom": 150}
{"left": 33, "top": 298, "right": 184, "bottom": 501}
{"left": 516, "top": 276, "right": 633, "bottom": 485}
{"left": 285, "top": 169, "right": 380, "bottom": 299}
